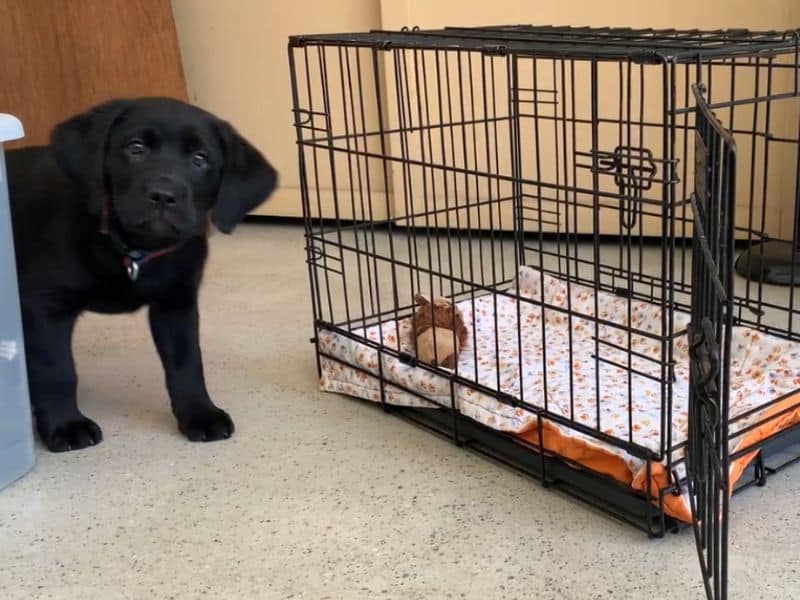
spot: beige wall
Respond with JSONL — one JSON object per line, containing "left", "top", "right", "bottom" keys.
{"left": 171, "top": 0, "right": 799, "bottom": 229}
{"left": 171, "top": 0, "right": 382, "bottom": 217}
{"left": 380, "top": 0, "right": 796, "bottom": 30}
{"left": 378, "top": 1, "right": 799, "bottom": 237}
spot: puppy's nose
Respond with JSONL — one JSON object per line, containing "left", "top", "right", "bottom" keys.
{"left": 147, "top": 178, "right": 186, "bottom": 208}
{"left": 148, "top": 188, "right": 177, "bottom": 206}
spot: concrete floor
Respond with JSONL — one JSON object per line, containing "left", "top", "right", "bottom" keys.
{"left": 1, "top": 223, "right": 798, "bottom": 600}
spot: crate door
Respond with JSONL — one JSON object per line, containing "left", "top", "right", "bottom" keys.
{"left": 686, "top": 83, "right": 736, "bottom": 600}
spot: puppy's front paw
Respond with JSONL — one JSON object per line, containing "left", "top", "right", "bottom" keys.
{"left": 177, "top": 406, "right": 234, "bottom": 442}
{"left": 39, "top": 416, "right": 103, "bottom": 452}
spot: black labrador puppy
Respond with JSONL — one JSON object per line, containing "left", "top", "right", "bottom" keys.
{"left": 7, "top": 98, "right": 277, "bottom": 452}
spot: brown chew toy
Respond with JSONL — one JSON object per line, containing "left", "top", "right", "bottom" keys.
{"left": 412, "top": 294, "right": 468, "bottom": 369}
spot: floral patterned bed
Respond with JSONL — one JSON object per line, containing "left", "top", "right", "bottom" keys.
{"left": 317, "top": 266, "right": 800, "bottom": 522}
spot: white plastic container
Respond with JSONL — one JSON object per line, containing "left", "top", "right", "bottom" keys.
{"left": 0, "top": 114, "right": 34, "bottom": 490}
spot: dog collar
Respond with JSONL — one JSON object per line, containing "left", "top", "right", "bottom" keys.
{"left": 121, "top": 246, "right": 180, "bottom": 281}
{"left": 99, "top": 198, "right": 180, "bottom": 281}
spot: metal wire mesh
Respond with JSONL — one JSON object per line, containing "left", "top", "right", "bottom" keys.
{"left": 290, "top": 26, "right": 800, "bottom": 537}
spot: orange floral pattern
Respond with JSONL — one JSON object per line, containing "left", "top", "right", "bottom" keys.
{"left": 318, "top": 266, "right": 800, "bottom": 515}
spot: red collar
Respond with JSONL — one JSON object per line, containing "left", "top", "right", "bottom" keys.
{"left": 100, "top": 197, "right": 180, "bottom": 281}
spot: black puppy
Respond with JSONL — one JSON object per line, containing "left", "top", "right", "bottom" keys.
{"left": 8, "top": 98, "right": 277, "bottom": 452}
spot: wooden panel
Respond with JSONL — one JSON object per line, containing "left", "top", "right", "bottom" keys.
{"left": 0, "top": 0, "right": 187, "bottom": 148}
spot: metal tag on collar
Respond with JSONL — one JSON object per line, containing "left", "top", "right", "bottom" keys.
{"left": 125, "top": 257, "right": 140, "bottom": 281}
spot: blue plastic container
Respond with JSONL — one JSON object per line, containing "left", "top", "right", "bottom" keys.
{"left": 0, "top": 114, "right": 34, "bottom": 491}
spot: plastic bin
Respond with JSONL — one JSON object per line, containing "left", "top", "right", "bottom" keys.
{"left": 0, "top": 114, "right": 34, "bottom": 490}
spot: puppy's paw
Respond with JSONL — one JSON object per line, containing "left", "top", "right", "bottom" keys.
{"left": 39, "top": 416, "right": 103, "bottom": 452}
{"left": 177, "top": 406, "right": 235, "bottom": 442}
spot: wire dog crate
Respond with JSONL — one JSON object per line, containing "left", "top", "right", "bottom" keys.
{"left": 289, "top": 26, "right": 800, "bottom": 600}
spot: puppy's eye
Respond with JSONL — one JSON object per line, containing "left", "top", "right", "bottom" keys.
{"left": 191, "top": 151, "right": 209, "bottom": 168}
{"left": 126, "top": 140, "right": 147, "bottom": 156}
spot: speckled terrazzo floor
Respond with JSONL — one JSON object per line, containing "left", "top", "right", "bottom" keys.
{"left": 1, "top": 223, "right": 798, "bottom": 600}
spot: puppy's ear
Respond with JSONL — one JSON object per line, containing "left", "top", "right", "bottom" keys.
{"left": 212, "top": 119, "right": 277, "bottom": 234}
{"left": 433, "top": 297, "right": 453, "bottom": 308}
{"left": 414, "top": 294, "right": 431, "bottom": 307}
{"left": 50, "top": 100, "right": 131, "bottom": 214}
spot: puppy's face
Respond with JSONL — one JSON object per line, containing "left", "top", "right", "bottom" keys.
{"left": 51, "top": 98, "right": 278, "bottom": 246}
{"left": 104, "top": 103, "right": 225, "bottom": 247}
